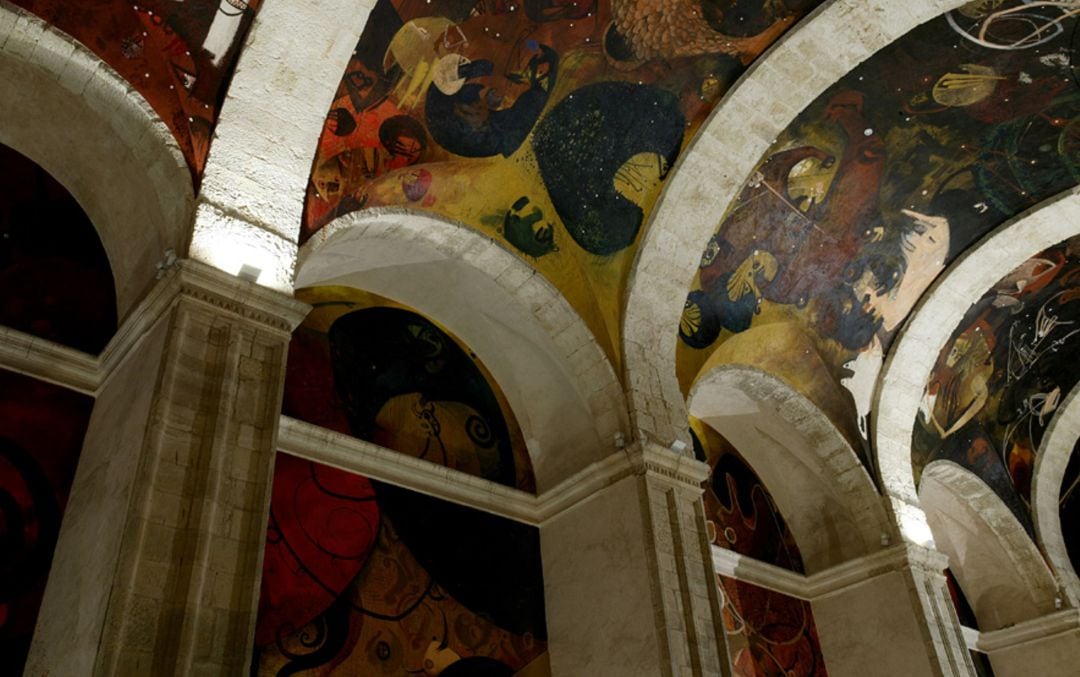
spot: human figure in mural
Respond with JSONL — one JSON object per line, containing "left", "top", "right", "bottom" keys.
{"left": 328, "top": 308, "right": 519, "bottom": 488}
{"left": 533, "top": 81, "right": 685, "bottom": 256}
{"left": 425, "top": 42, "right": 559, "bottom": 158}
{"left": 501, "top": 196, "right": 558, "bottom": 258}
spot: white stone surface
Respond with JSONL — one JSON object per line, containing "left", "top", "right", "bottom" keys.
{"left": 26, "top": 311, "right": 171, "bottom": 675}
{"left": 921, "top": 461, "right": 1060, "bottom": 631}
{"left": 690, "top": 365, "right": 891, "bottom": 572}
{"left": 1033, "top": 383, "right": 1080, "bottom": 608}
{"left": 193, "top": 0, "right": 377, "bottom": 289}
{"left": 297, "top": 208, "right": 629, "bottom": 490}
{"left": 0, "top": 4, "right": 193, "bottom": 318}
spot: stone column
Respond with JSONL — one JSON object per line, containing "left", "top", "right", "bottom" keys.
{"left": 541, "top": 442, "right": 729, "bottom": 677}
{"left": 811, "top": 544, "right": 975, "bottom": 677}
{"left": 47, "top": 260, "right": 306, "bottom": 676}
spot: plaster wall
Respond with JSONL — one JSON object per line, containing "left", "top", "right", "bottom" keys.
{"left": 26, "top": 312, "right": 171, "bottom": 674}
{"left": 987, "top": 629, "right": 1080, "bottom": 677}
{"left": 811, "top": 570, "right": 938, "bottom": 676}
{"left": 541, "top": 474, "right": 667, "bottom": 676}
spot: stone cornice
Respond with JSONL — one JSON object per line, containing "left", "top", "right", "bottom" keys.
{"left": 0, "top": 260, "right": 311, "bottom": 394}
{"left": 278, "top": 416, "right": 540, "bottom": 524}
{"left": 975, "top": 609, "right": 1080, "bottom": 653}
{"left": 276, "top": 423, "right": 711, "bottom": 526}
{"left": 175, "top": 260, "right": 309, "bottom": 335}
{"left": 711, "top": 543, "right": 949, "bottom": 601}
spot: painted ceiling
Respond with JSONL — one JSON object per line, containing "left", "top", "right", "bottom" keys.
{"left": 11, "top": 0, "right": 261, "bottom": 177}
{"left": 678, "top": 0, "right": 1080, "bottom": 456}
{"left": 301, "top": 0, "right": 824, "bottom": 369}
{"left": 283, "top": 286, "right": 536, "bottom": 493}
{"left": 913, "top": 235, "right": 1080, "bottom": 537}
{"left": 254, "top": 453, "right": 547, "bottom": 675}
{"left": 0, "top": 143, "right": 116, "bottom": 354}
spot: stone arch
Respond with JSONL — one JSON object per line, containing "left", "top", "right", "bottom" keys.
{"left": 296, "top": 208, "right": 628, "bottom": 491}
{"left": 190, "top": 0, "right": 377, "bottom": 292}
{"left": 920, "top": 461, "right": 1060, "bottom": 631}
{"left": 875, "top": 189, "right": 1080, "bottom": 542}
{"left": 622, "top": 0, "right": 969, "bottom": 448}
{"left": 687, "top": 364, "right": 890, "bottom": 573}
{"left": 1033, "top": 382, "right": 1080, "bottom": 607}
{"left": 0, "top": 5, "right": 193, "bottom": 320}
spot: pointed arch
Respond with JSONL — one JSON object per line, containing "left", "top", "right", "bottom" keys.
{"left": 622, "top": 0, "right": 968, "bottom": 447}
{"left": 1033, "top": 383, "right": 1080, "bottom": 607}
{"left": 296, "top": 208, "right": 628, "bottom": 491}
{"left": 0, "top": 4, "right": 193, "bottom": 318}
{"left": 688, "top": 364, "right": 890, "bottom": 573}
{"left": 920, "top": 461, "right": 1060, "bottom": 631}
{"left": 875, "top": 189, "right": 1080, "bottom": 542}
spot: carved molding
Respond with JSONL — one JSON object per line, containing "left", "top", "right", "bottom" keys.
{"left": 175, "top": 260, "right": 310, "bottom": 335}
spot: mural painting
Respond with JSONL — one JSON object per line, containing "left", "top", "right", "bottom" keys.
{"left": 11, "top": 0, "right": 261, "bottom": 176}
{"left": 252, "top": 453, "right": 548, "bottom": 675}
{"left": 302, "top": 0, "right": 824, "bottom": 366}
{"left": 283, "top": 286, "right": 535, "bottom": 492}
{"left": 692, "top": 420, "right": 829, "bottom": 676}
{"left": 912, "top": 236, "right": 1080, "bottom": 532}
{"left": 0, "top": 143, "right": 116, "bottom": 354}
{"left": 678, "top": 0, "right": 1080, "bottom": 455}
{"left": 0, "top": 369, "right": 95, "bottom": 674}
{"left": 1061, "top": 439, "right": 1080, "bottom": 573}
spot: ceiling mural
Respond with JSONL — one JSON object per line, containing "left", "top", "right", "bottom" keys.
{"left": 677, "top": 0, "right": 1080, "bottom": 455}
{"left": 692, "top": 419, "right": 829, "bottom": 676}
{"left": 254, "top": 453, "right": 548, "bottom": 676}
{"left": 12, "top": 0, "right": 261, "bottom": 177}
{"left": 912, "top": 235, "right": 1080, "bottom": 534}
{"left": 0, "top": 369, "right": 95, "bottom": 674}
{"left": 301, "top": 0, "right": 824, "bottom": 366}
{"left": 283, "top": 286, "right": 536, "bottom": 493}
{"left": 0, "top": 143, "right": 116, "bottom": 354}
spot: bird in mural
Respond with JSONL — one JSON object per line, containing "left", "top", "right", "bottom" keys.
{"left": 608, "top": 0, "right": 797, "bottom": 63}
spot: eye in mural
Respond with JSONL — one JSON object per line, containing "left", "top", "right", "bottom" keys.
{"left": 303, "top": 0, "right": 825, "bottom": 364}
{"left": 282, "top": 287, "right": 536, "bottom": 493}
{"left": 0, "top": 369, "right": 94, "bottom": 674}
{"left": 912, "top": 235, "right": 1080, "bottom": 534}
{"left": 692, "top": 421, "right": 829, "bottom": 677}
{"left": 0, "top": 144, "right": 117, "bottom": 354}
{"left": 678, "top": 1, "right": 1080, "bottom": 455}
{"left": 11, "top": 0, "right": 262, "bottom": 175}
{"left": 253, "top": 454, "right": 548, "bottom": 675}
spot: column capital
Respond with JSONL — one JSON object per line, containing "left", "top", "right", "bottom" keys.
{"left": 174, "top": 259, "right": 309, "bottom": 335}
{"left": 629, "top": 440, "right": 711, "bottom": 491}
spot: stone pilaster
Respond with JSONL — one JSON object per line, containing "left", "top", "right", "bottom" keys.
{"left": 901, "top": 545, "right": 978, "bottom": 677}
{"left": 811, "top": 543, "right": 975, "bottom": 677}
{"left": 542, "top": 442, "right": 728, "bottom": 677}
{"left": 87, "top": 260, "right": 308, "bottom": 675}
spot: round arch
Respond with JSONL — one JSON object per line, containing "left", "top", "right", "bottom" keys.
{"left": 688, "top": 364, "right": 891, "bottom": 573}
{"left": 296, "top": 208, "right": 628, "bottom": 491}
{"left": 1033, "top": 383, "right": 1080, "bottom": 607}
{"left": 0, "top": 5, "right": 193, "bottom": 320}
{"left": 621, "top": 0, "right": 969, "bottom": 447}
{"left": 875, "top": 189, "right": 1080, "bottom": 542}
{"left": 920, "top": 461, "right": 1060, "bottom": 631}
